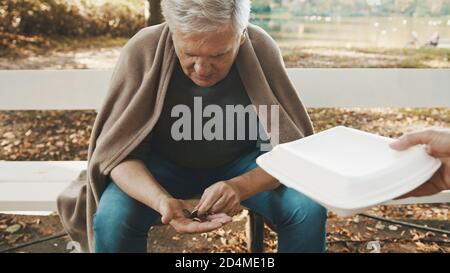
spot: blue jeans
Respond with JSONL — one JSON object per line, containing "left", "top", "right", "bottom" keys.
{"left": 93, "top": 149, "right": 327, "bottom": 253}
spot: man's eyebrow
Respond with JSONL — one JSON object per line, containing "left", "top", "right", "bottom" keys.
{"left": 211, "top": 51, "right": 228, "bottom": 56}
{"left": 184, "top": 49, "right": 230, "bottom": 57}
{"left": 211, "top": 49, "right": 231, "bottom": 56}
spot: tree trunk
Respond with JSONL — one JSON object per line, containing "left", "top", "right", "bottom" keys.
{"left": 147, "top": 0, "right": 164, "bottom": 26}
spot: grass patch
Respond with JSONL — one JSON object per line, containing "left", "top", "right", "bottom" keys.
{"left": 282, "top": 46, "right": 450, "bottom": 68}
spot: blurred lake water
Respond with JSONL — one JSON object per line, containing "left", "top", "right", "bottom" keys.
{"left": 251, "top": 14, "right": 450, "bottom": 48}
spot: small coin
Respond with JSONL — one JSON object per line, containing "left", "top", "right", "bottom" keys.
{"left": 192, "top": 209, "right": 209, "bottom": 222}
{"left": 181, "top": 208, "right": 209, "bottom": 222}
{"left": 190, "top": 209, "right": 199, "bottom": 218}
{"left": 182, "top": 208, "right": 191, "bottom": 219}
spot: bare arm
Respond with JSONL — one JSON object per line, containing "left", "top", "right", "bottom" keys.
{"left": 110, "top": 159, "right": 172, "bottom": 213}
{"left": 228, "top": 167, "right": 280, "bottom": 201}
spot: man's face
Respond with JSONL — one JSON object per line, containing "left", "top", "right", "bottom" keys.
{"left": 172, "top": 25, "right": 245, "bottom": 87}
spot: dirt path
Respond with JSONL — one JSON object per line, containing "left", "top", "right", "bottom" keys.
{"left": 1, "top": 42, "right": 448, "bottom": 70}
{"left": 0, "top": 47, "right": 122, "bottom": 70}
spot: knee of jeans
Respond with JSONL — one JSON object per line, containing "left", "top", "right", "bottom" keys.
{"left": 93, "top": 206, "right": 144, "bottom": 239}
{"left": 305, "top": 201, "right": 327, "bottom": 226}
{"left": 93, "top": 206, "right": 114, "bottom": 234}
{"left": 279, "top": 198, "right": 327, "bottom": 229}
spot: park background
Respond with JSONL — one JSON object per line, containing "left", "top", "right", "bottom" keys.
{"left": 0, "top": 0, "right": 449, "bottom": 252}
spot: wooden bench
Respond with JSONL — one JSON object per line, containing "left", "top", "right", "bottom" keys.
{"left": 1, "top": 68, "right": 449, "bottom": 253}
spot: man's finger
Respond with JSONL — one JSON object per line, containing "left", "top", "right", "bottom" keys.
{"left": 390, "top": 131, "right": 433, "bottom": 151}
{"left": 171, "top": 218, "right": 222, "bottom": 233}
{"left": 191, "top": 221, "right": 222, "bottom": 233}
{"left": 161, "top": 210, "right": 173, "bottom": 225}
{"left": 210, "top": 195, "right": 228, "bottom": 214}
{"left": 195, "top": 189, "right": 214, "bottom": 211}
{"left": 197, "top": 192, "right": 220, "bottom": 215}
{"left": 195, "top": 191, "right": 208, "bottom": 211}
{"left": 220, "top": 196, "right": 240, "bottom": 215}
{"left": 222, "top": 200, "right": 239, "bottom": 216}
{"left": 207, "top": 213, "right": 232, "bottom": 224}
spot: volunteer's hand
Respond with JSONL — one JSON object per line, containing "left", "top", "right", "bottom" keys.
{"left": 159, "top": 198, "right": 231, "bottom": 233}
{"left": 390, "top": 129, "right": 450, "bottom": 198}
{"left": 195, "top": 181, "right": 242, "bottom": 217}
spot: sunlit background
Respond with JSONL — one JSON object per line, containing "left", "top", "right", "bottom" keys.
{"left": 1, "top": 0, "right": 449, "bottom": 68}
{"left": 0, "top": 0, "right": 449, "bottom": 253}
{"left": 252, "top": 0, "right": 450, "bottom": 48}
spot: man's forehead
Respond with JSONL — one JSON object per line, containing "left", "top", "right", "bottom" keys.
{"left": 176, "top": 33, "right": 236, "bottom": 55}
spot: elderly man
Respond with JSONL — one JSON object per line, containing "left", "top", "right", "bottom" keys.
{"left": 57, "top": 0, "right": 326, "bottom": 253}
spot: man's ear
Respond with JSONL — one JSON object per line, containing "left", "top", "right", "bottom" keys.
{"left": 239, "top": 29, "right": 247, "bottom": 45}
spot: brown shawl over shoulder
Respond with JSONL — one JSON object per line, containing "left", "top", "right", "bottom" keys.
{"left": 57, "top": 22, "right": 314, "bottom": 253}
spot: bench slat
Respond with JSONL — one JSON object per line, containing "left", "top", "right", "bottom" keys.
{"left": 0, "top": 183, "right": 69, "bottom": 211}
{"left": 0, "top": 70, "right": 110, "bottom": 110}
{"left": 0, "top": 161, "right": 448, "bottom": 212}
{"left": 0, "top": 161, "right": 86, "bottom": 211}
{"left": 0, "top": 161, "right": 86, "bottom": 182}
{"left": 1, "top": 69, "right": 449, "bottom": 109}
{"left": 288, "top": 68, "right": 450, "bottom": 108}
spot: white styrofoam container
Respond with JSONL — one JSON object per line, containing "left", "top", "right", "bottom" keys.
{"left": 256, "top": 126, "right": 441, "bottom": 217}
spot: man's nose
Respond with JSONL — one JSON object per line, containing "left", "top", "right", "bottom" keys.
{"left": 194, "top": 59, "right": 212, "bottom": 77}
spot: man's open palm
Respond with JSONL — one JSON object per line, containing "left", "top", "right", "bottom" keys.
{"left": 160, "top": 198, "right": 232, "bottom": 233}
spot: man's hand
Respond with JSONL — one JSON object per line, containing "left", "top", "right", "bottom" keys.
{"left": 195, "top": 181, "right": 242, "bottom": 217}
{"left": 390, "top": 128, "right": 450, "bottom": 198}
{"left": 159, "top": 198, "right": 232, "bottom": 233}
{"left": 194, "top": 167, "right": 281, "bottom": 217}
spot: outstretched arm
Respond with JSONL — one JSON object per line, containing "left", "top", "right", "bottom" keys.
{"left": 390, "top": 129, "right": 450, "bottom": 198}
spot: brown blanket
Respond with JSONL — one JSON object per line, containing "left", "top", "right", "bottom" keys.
{"left": 57, "top": 22, "right": 314, "bottom": 253}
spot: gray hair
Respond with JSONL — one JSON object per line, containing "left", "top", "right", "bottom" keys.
{"left": 161, "top": 0, "right": 251, "bottom": 34}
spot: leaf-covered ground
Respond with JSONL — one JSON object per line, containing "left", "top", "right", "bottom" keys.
{"left": 1, "top": 108, "right": 449, "bottom": 253}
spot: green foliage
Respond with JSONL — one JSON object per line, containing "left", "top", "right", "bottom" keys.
{"left": 0, "top": 0, "right": 146, "bottom": 37}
